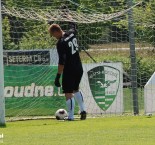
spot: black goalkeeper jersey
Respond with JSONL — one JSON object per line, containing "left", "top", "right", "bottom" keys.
{"left": 56, "top": 23, "right": 83, "bottom": 73}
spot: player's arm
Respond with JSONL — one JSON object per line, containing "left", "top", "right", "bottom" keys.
{"left": 57, "top": 43, "right": 66, "bottom": 73}
{"left": 57, "top": 64, "right": 64, "bottom": 74}
{"left": 54, "top": 43, "right": 66, "bottom": 87}
{"left": 54, "top": 64, "right": 64, "bottom": 87}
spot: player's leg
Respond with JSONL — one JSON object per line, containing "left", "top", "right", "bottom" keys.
{"left": 73, "top": 72, "right": 87, "bottom": 120}
{"left": 74, "top": 90, "right": 86, "bottom": 120}
{"left": 65, "top": 93, "right": 75, "bottom": 120}
{"left": 62, "top": 73, "right": 75, "bottom": 120}
{"left": 74, "top": 91, "right": 85, "bottom": 112}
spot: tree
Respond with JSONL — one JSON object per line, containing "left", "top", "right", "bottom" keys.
{"left": 115, "top": 0, "right": 155, "bottom": 48}
{"left": 2, "top": 0, "right": 130, "bottom": 50}
{"left": 19, "top": 22, "right": 55, "bottom": 49}
{"left": 2, "top": 16, "right": 18, "bottom": 50}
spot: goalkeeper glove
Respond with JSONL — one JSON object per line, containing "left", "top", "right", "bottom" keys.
{"left": 54, "top": 73, "right": 61, "bottom": 87}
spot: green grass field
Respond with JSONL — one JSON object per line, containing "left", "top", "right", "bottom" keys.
{"left": 1, "top": 116, "right": 155, "bottom": 145}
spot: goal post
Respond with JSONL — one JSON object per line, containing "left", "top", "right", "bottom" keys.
{"left": 0, "top": 0, "right": 5, "bottom": 126}
{"left": 128, "top": 0, "right": 139, "bottom": 115}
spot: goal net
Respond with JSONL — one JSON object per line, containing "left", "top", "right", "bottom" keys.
{"left": 1, "top": 0, "right": 155, "bottom": 121}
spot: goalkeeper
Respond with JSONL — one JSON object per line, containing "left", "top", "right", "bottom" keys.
{"left": 48, "top": 18, "right": 86, "bottom": 121}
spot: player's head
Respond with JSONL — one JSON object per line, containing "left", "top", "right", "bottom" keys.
{"left": 48, "top": 24, "right": 63, "bottom": 39}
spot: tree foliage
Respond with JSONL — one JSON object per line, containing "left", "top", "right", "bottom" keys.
{"left": 115, "top": 0, "right": 155, "bottom": 47}
{"left": 1, "top": 0, "right": 155, "bottom": 50}
{"left": 19, "top": 23, "right": 55, "bottom": 50}
{"left": 2, "top": 16, "right": 18, "bottom": 50}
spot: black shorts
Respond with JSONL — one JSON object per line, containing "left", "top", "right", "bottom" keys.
{"left": 62, "top": 70, "right": 83, "bottom": 93}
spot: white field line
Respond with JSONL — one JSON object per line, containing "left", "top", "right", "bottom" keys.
{"left": 87, "top": 47, "right": 153, "bottom": 52}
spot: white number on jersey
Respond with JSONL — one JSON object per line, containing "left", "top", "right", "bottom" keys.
{"left": 68, "top": 38, "right": 78, "bottom": 55}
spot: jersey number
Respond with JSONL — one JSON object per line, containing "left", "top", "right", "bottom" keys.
{"left": 68, "top": 38, "right": 78, "bottom": 55}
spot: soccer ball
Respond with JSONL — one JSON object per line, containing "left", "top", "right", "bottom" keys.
{"left": 55, "top": 109, "right": 68, "bottom": 120}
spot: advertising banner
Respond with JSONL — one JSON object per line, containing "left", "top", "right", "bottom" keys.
{"left": 144, "top": 72, "right": 155, "bottom": 114}
{"left": 81, "top": 62, "right": 123, "bottom": 114}
{"left": 3, "top": 50, "right": 50, "bottom": 65}
{"left": 4, "top": 62, "right": 123, "bottom": 116}
{"left": 4, "top": 65, "right": 66, "bottom": 116}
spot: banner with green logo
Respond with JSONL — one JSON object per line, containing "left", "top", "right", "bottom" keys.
{"left": 4, "top": 63, "right": 123, "bottom": 117}
{"left": 81, "top": 63, "right": 123, "bottom": 114}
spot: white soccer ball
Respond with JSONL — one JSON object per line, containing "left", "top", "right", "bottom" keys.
{"left": 55, "top": 109, "right": 68, "bottom": 120}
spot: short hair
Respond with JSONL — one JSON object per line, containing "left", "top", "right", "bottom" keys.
{"left": 48, "top": 24, "right": 62, "bottom": 33}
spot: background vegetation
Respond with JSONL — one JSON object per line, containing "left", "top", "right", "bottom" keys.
{"left": 1, "top": 0, "right": 155, "bottom": 86}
